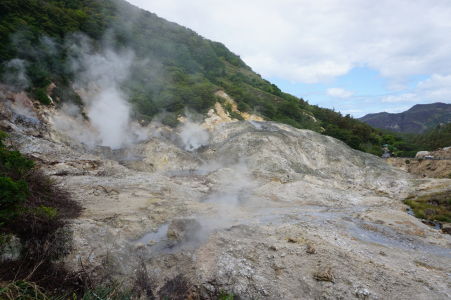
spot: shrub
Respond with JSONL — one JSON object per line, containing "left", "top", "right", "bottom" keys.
{"left": 0, "top": 148, "right": 34, "bottom": 178}
{"left": 161, "top": 113, "right": 179, "bottom": 127}
{"left": 0, "top": 131, "right": 82, "bottom": 295}
{"left": 0, "top": 281, "right": 49, "bottom": 300}
{"left": 34, "top": 206, "right": 58, "bottom": 219}
{"left": 219, "top": 291, "right": 235, "bottom": 300}
{"left": 0, "top": 177, "right": 29, "bottom": 225}
{"left": 32, "top": 88, "right": 51, "bottom": 105}
{"left": 404, "top": 191, "right": 451, "bottom": 223}
{"left": 229, "top": 111, "right": 244, "bottom": 121}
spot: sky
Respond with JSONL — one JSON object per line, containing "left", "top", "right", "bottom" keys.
{"left": 128, "top": 0, "right": 451, "bottom": 117}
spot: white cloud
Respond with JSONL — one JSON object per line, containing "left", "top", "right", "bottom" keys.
{"left": 381, "top": 93, "right": 417, "bottom": 103}
{"left": 381, "top": 74, "right": 451, "bottom": 103}
{"left": 128, "top": 0, "right": 451, "bottom": 84}
{"left": 327, "top": 88, "right": 354, "bottom": 98}
{"left": 340, "top": 109, "right": 363, "bottom": 115}
{"left": 418, "top": 74, "right": 451, "bottom": 91}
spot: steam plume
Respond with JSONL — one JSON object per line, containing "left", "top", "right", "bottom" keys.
{"left": 179, "top": 120, "right": 209, "bottom": 151}
{"left": 51, "top": 35, "right": 149, "bottom": 149}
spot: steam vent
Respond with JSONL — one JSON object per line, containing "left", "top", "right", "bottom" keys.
{"left": 1, "top": 86, "right": 450, "bottom": 298}
{"left": 0, "top": 0, "right": 450, "bottom": 299}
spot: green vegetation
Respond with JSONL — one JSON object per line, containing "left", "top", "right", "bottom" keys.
{"left": 0, "top": 132, "right": 79, "bottom": 233}
{"left": 0, "top": 281, "right": 50, "bottom": 300}
{"left": 0, "top": 177, "right": 29, "bottom": 224}
{"left": 0, "top": 0, "right": 405, "bottom": 155}
{"left": 0, "top": 132, "right": 34, "bottom": 226}
{"left": 0, "top": 280, "right": 135, "bottom": 300}
{"left": 0, "top": 131, "right": 82, "bottom": 297}
{"left": 408, "top": 123, "right": 451, "bottom": 151}
{"left": 2, "top": 0, "right": 446, "bottom": 155}
{"left": 377, "top": 123, "right": 451, "bottom": 157}
{"left": 0, "top": 131, "right": 209, "bottom": 300}
{"left": 219, "top": 291, "right": 236, "bottom": 300}
{"left": 32, "top": 87, "right": 52, "bottom": 105}
{"left": 404, "top": 191, "right": 451, "bottom": 223}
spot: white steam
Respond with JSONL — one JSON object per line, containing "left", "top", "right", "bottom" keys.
{"left": 179, "top": 120, "right": 209, "bottom": 151}
{"left": 53, "top": 103, "right": 99, "bottom": 148}
{"left": 9, "top": 92, "right": 37, "bottom": 120}
{"left": 73, "top": 47, "right": 135, "bottom": 149}
{"left": 86, "top": 86, "right": 131, "bottom": 149}
{"left": 2, "top": 59, "right": 29, "bottom": 90}
{"left": 52, "top": 35, "right": 149, "bottom": 149}
{"left": 206, "top": 162, "right": 256, "bottom": 210}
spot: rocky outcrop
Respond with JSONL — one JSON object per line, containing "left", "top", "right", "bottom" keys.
{"left": 2, "top": 88, "right": 450, "bottom": 299}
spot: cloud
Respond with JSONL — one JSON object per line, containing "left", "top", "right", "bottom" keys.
{"left": 381, "top": 74, "right": 451, "bottom": 103}
{"left": 340, "top": 109, "right": 363, "bottom": 115}
{"left": 129, "top": 0, "right": 451, "bottom": 84}
{"left": 327, "top": 88, "right": 354, "bottom": 98}
{"left": 381, "top": 93, "right": 417, "bottom": 103}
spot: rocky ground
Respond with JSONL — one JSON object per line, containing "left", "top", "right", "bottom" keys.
{"left": 387, "top": 156, "right": 451, "bottom": 179}
{"left": 1, "top": 88, "right": 450, "bottom": 299}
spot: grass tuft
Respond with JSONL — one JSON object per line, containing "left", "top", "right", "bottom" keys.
{"left": 404, "top": 190, "right": 451, "bottom": 223}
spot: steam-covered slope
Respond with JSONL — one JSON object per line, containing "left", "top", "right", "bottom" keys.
{"left": 1, "top": 0, "right": 393, "bottom": 155}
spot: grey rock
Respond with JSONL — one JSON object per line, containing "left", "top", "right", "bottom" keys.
{"left": 2, "top": 85, "right": 450, "bottom": 300}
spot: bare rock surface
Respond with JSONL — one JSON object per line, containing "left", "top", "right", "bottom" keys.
{"left": 1, "top": 89, "right": 450, "bottom": 299}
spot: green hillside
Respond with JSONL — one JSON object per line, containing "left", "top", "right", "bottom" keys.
{"left": 1, "top": 0, "right": 398, "bottom": 155}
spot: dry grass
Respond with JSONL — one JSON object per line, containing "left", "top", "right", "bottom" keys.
{"left": 0, "top": 281, "right": 49, "bottom": 300}
{"left": 313, "top": 267, "right": 335, "bottom": 282}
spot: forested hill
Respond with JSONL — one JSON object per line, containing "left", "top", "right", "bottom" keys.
{"left": 360, "top": 103, "right": 451, "bottom": 134}
{"left": 1, "top": 0, "right": 397, "bottom": 155}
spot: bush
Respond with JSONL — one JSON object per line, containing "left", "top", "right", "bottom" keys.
{"left": 0, "top": 281, "right": 49, "bottom": 300}
{"left": 0, "top": 177, "right": 28, "bottom": 224}
{"left": 161, "top": 113, "right": 179, "bottom": 127}
{"left": 404, "top": 191, "right": 451, "bottom": 223}
{"left": 230, "top": 111, "right": 244, "bottom": 121}
{"left": 32, "top": 88, "right": 51, "bottom": 105}
{"left": 0, "top": 131, "right": 82, "bottom": 295}
{"left": 0, "top": 148, "right": 34, "bottom": 178}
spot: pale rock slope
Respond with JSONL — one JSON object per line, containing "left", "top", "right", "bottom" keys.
{"left": 1, "top": 87, "right": 450, "bottom": 299}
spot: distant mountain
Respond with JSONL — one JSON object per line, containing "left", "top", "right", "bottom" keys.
{"left": 359, "top": 103, "right": 451, "bottom": 133}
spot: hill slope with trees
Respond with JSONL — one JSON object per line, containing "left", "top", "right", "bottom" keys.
{"left": 0, "top": 0, "right": 408, "bottom": 156}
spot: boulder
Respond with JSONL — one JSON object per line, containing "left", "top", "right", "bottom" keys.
{"left": 415, "top": 151, "right": 430, "bottom": 159}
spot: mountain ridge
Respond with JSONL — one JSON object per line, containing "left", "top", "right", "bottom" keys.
{"left": 359, "top": 102, "right": 451, "bottom": 133}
